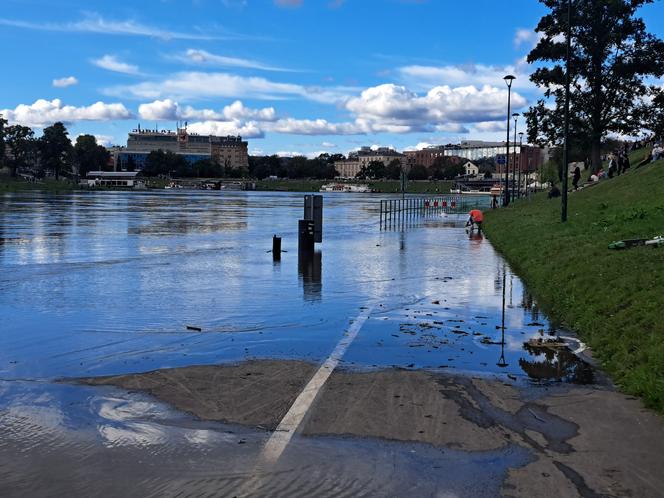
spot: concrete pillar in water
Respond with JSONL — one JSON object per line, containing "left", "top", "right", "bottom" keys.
{"left": 298, "top": 219, "right": 315, "bottom": 254}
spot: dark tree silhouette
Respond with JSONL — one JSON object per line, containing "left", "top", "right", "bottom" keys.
{"left": 525, "top": 0, "right": 664, "bottom": 172}
{"left": 39, "top": 122, "right": 73, "bottom": 180}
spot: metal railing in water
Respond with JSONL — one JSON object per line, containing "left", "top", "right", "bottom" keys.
{"left": 379, "top": 195, "right": 487, "bottom": 230}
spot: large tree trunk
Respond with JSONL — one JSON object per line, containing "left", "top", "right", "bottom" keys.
{"left": 591, "top": 137, "right": 602, "bottom": 175}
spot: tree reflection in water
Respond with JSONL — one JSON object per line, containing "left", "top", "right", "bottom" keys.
{"left": 519, "top": 341, "right": 594, "bottom": 384}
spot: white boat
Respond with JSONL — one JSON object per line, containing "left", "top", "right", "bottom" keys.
{"left": 320, "top": 183, "right": 373, "bottom": 193}
{"left": 450, "top": 184, "right": 503, "bottom": 196}
{"left": 449, "top": 189, "right": 491, "bottom": 196}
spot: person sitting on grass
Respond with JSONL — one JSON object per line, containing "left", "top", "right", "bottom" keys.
{"left": 466, "top": 209, "right": 484, "bottom": 232}
{"left": 653, "top": 143, "right": 663, "bottom": 161}
{"left": 548, "top": 185, "right": 561, "bottom": 198}
{"left": 636, "top": 151, "right": 653, "bottom": 169}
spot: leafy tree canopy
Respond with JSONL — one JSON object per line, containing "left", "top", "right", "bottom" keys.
{"left": 4, "top": 125, "right": 36, "bottom": 177}
{"left": 39, "top": 122, "right": 73, "bottom": 180}
{"left": 74, "top": 135, "right": 111, "bottom": 177}
{"left": 525, "top": 0, "right": 664, "bottom": 172}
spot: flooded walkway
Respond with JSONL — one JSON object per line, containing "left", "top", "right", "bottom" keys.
{"left": 1, "top": 191, "right": 663, "bottom": 497}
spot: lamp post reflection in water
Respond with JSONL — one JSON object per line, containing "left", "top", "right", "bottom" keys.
{"left": 497, "top": 265, "right": 508, "bottom": 368}
{"left": 298, "top": 250, "right": 322, "bottom": 301}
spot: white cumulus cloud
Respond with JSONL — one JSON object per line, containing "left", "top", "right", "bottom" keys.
{"left": 138, "top": 99, "right": 277, "bottom": 122}
{"left": 1, "top": 99, "right": 133, "bottom": 127}
{"left": 93, "top": 55, "right": 140, "bottom": 75}
{"left": 187, "top": 120, "right": 264, "bottom": 138}
{"left": 514, "top": 28, "right": 543, "bottom": 49}
{"left": 398, "top": 63, "right": 533, "bottom": 92}
{"left": 222, "top": 100, "right": 277, "bottom": 121}
{"left": 267, "top": 118, "right": 362, "bottom": 135}
{"left": 345, "top": 83, "right": 526, "bottom": 133}
{"left": 52, "top": 76, "right": 78, "bottom": 88}
{"left": 474, "top": 121, "right": 507, "bottom": 133}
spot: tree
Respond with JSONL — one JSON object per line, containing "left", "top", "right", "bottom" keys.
{"left": 428, "top": 157, "right": 465, "bottom": 180}
{"left": 4, "top": 125, "right": 35, "bottom": 177}
{"left": 40, "top": 122, "right": 73, "bottom": 180}
{"left": 408, "top": 164, "right": 428, "bottom": 180}
{"left": 525, "top": 0, "right": 664, "bottom": 172}
{"left": 74, "top": 135, "right": 111, "bottom": 177}
{"left": 440, "top": 163, "right": 466, "bottom": 180}
{"left": 385, "top": 159, "right": 403, "bottom": 180}
{"left": 365, "top": 160, "right": 387, "bottom": 179}
{"left": 142, "top": 150, "right": 188, "bottom": 177}
{"left": 645, "top": 87, "right": 664, "bottom": 139}
{"left": 540, "top": 160, "right": 561, "bottom": 186}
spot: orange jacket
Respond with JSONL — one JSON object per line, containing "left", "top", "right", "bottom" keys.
{"left": 469, "top": 209, "right": 484, "bottom": 222}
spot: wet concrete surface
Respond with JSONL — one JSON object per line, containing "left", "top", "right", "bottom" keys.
{"left": 1, "top": 191, "right": 663, "bottom": 497}
{"left": 74, "top": 358, "right": 664, "bottom": 498}
{"left": 0, "top": 379, "right": 532, "bottom": 498}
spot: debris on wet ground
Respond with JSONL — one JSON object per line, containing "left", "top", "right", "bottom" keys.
{"left": 525, "top": 338, "right": 568, "bottom": 350}
{"left": 349, "top": 292, "right": 597, "bottom": 385}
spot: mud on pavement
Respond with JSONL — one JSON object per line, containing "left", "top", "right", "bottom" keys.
{"left": 78, "top": 359, "right": 664, "bottom": 498}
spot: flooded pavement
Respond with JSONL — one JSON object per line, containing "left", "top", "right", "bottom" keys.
{"left": 1, "top": 191, "right": 664, "bottom": 497}
{"left": 0, "top": 191, "right": 583, "bottom": 381}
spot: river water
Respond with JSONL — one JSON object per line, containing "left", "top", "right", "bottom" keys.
{"left": 0, "top": 190, "right": 590, "bottom": 497}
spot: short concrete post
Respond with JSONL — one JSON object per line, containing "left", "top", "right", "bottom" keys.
{"left": 272, "top": 235, "right": 281, "bottom": 261}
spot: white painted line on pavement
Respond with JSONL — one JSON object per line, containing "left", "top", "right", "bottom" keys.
{"left": 261, "top": 306, "right": 374, "bottom": 463}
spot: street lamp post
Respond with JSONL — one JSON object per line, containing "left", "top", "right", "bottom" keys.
{"left": 503, "top": 75, "right": 516, "bottom": 206}
{"left": 518, "top": 132, "right": 524, "bottom": 199}
{"left": 512, "top": 113, "right": 519, "bottom": 200}
{"left": 562, "top": 0, "right": 572, "bottom": 222}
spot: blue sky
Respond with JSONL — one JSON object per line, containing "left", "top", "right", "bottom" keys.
{"left": 2, "top": 0, "right": 663, "bottom": 156}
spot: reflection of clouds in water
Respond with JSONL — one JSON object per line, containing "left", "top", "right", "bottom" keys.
{"left": 95, "top": 396, "right": 167, "bottom": 447}
{"left": 183, "top": 429, "right": 233, "bottom": 446}
{"left": 98, "top": 423, "right": 166, "bottom": 448}
{"left": 95, "top": 397, "right": 163, "bottom": 422}
{"left": 6, "top": 402, "right": 65, "bottom": 432}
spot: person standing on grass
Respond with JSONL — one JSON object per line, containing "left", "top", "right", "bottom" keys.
{"left": 572, "top": 165, "right": 581, "bottom": 190}
{"left": 620, "top": 153, "right": 630, "bottom": 173}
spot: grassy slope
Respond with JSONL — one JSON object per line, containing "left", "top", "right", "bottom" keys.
{"left": 484, "top": 157, "right": 664, "bottom": 412}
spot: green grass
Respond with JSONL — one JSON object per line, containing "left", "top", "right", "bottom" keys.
{"left": 255, "top": 179, "right": 452, "bottom": 194}
{"left": 255, "top": 179, "right": 328, "bottom": 192}
{"left": 0, "top": 177, "right": 78, "bottom": 192}
{"left": 484, "top": 155, "right": 664, "bottom": 412}
{"left": 369, "top": 180, "right": 452, "bottom": 194}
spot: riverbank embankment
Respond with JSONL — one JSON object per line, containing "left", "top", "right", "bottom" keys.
{"left": 484, "top": 156, "right": 664, "bottom": 412}
{"left": 255, "top": 179, "right": 453, "bottom": 193}
{"left": 1, "top": 177, "right": 452, "bottom": 194}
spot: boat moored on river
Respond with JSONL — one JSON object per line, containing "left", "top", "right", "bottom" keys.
{"left": 320, "top": 183, "right": 374, "bottom": 193}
